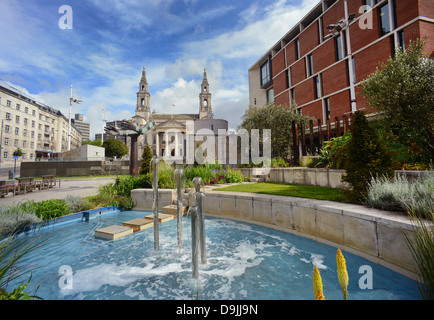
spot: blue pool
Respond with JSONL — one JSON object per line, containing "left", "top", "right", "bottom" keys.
{"left": 8, "top": 210, "right": 421, "bottom": 300}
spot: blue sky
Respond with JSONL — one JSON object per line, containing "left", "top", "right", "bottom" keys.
{"left": 0, "top": 0, "right": 317, "bottom": 139}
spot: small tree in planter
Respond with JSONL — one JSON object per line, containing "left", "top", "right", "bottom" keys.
{"left": 342, "top": 111, "right": 393, "bottom": 202}
{"left": 139, "top": 145, "right": 153, "bottom": 175}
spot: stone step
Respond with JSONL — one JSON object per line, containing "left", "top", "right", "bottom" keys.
{"left": 122, "top": 218, "right": 153, "bottom": 232}
{"left": 162, "top": 204, "right": 188, "bottom": 216}
{"left": 95, "top": 225, "right": 133, "bottom": 240}
{"left": 250, "top": 177, "right": 266, "bottom": 182}
{"left": 144, "top": 213, "right": 175, "bottom": 223}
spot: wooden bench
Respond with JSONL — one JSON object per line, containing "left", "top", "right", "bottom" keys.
{"left": 0, "top": 180, "right": 17, "bottom": 197}
{"left": 16, "top": 177, "right": 37, "bottom": 194}
{"left": 41, "top": 175, "right": 61, "bottom": 189}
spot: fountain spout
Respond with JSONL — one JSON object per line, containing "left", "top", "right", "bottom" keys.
{"left": 190, "top": 206, "right": 199, "bottom": 279}
{"left": 175, "top": 168, "right": 184, "bottom": 251}
{"left": 151, "top": 156, "right": 160, "bottom": 251}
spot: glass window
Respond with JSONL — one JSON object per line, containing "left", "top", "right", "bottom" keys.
{"left": 398, "top": 30, "right": 405, "bottom": 50}
{"left": 286, "top": 69, "right": 291, "bottom": 88}
{"left": 295, "top": 38, "right": 300, "bottom": 59}
{"left": 260, "top": 60, "right": 271, "bottom": 87}
{"left": 379, "top": 3, "right": 390, "bottom": 35}
{"left": 307, "top": 54, "right": 314, "bottom": 76}
{"left": 314, "top": 75, "right": 321, "bottom": 99}
{"left": 267, "top": 88, "right": 274, "bottom": 104}
{"left": 336, "top": 34, "right": 344, "bottom": 60}
{"left": 324, "top": 98, "right": 330, "bottom": 120}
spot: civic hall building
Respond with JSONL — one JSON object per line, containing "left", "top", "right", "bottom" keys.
{"left": 249, "top": 0, "right": 433, "bottom": 125}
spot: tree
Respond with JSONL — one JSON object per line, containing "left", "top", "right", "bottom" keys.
{"left": 361, "top": 38, "right": 434, "bottom": 162}
{"left": 239, "top": 103, "right": 312, "bottom": 160}
{"left": 102, "top": 138, "right": 129, "bottom": 158}
{"left": 342, "top": 111, "right": 393, "bottom": 202}
{"left": 139, "top": 145, "right": 153, "bottom": 175}
{"left": 13, "top": 148, "right": 23, "bottom": 157}
{"left": 82, "top": 139, "right": 102, "bottom": 147}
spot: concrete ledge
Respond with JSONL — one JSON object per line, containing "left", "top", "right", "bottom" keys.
{"left": 131, "top": 188, "right": 175, "bottom": 211}
{"left": 203, "top": 190, "right": 427, "bottom": 281}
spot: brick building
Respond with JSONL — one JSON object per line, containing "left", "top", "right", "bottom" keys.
{"left": 249, "top": 0, "right": 433, "bottom": 125}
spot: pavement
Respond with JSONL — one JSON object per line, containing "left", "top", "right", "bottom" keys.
{"left": 0, "top": 177, "right": 117, "bottom": 208}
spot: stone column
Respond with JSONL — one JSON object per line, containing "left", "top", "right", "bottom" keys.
{"left": 130, "top": 134, "right": 139, "bottom": 176}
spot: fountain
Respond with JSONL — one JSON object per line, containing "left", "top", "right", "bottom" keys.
{"left": 174, "top": 168, "right": 184, "bottom": 252}
{"left": 151, "top": 156, "right": 159, "bottom": 251}
{"left": 189, "top": 177, "right": 206, "bottom": 278}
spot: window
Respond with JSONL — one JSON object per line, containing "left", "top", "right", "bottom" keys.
{"left": 5, "top": 125, "right": 10, "bottom": 133}
{"left": 295, "top": 38, "right": 300, "bottom": 60}
{"left": 4, "top": 137, "right": 9, "bottom": 146}
{"left": 25, "top": 107, "right": 29, "bottom": 113}
{"left": 314, "top": 75, "right": 322, "bottom": 99}
{"left": 324, "top": 98, "right": 330, "bottom": 120}
{"left": 266, "top": 88, "right": 274, "bottom": 104}
{"left": 14, "top": 139, "right": 18, "bottom": 147}
{"left": 32, "top": 120, "right": 35, "bottom": 128}
{"left": 260, "top": 58, "right": 272, "bottom": 87}
{"left": 307, "top": 54, "right": 314, "bottom": 77}
{"left": 290, "top": 88, "right": 295, "bottom": 104}
{"left": 23, "top": 141, "right": 27, "bottom": 148}
{"left": 24, "top": 118, "right": 28, "bottom": 125}
{"left": 4, "top": 151, "right": 8, "bottom": 159}
{"left": 15, "top": 127, "right": 19, "bottom": 135}
{"left": 336, "top": 34, "right": 345, "bottom": 60}
{"left": 31, "top": 131, "right": 35, "bottom": 138}
{"left": 7, "top": 100, "right": 11, "bottom": 107}
{"left": 6, "top": 113, "right": 11, "bottom": 120}
{"left": 16, "top": 104, "right": 20, "bottom": 111}
{"left": 23, "top": 129, "right": 27, "bottom": 137}
{"left": 32, "top": 110, "right": 36, "bottom": 116}
{"left": 286, "top": 69, "right": 292, "bottom": 88}
{"left": 379, "top": 3, "right": 390, "bottom": 35}
{"left": 16, "top": 115, "right": 20, "bottom": 124}
{"left": 398, "top": 30, "right": 405, "bottom": 50}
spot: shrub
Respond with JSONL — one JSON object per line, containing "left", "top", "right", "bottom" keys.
{"left": 18, "top": 199, "right": 70, "bottom": 221}
{"left": 312, "top": 133, "right": 351, "bottom": 169}
{"left": 366, "top": 170, "right": 434, "bottom": 219}
{"left": 0, "top": 207, "right": 41, "bottom": 237}
{"left": 139, "top": 145, "right": 153, "bottom": 175}
{"left": 342, "top": 111, "right": 393, "bottom": 202}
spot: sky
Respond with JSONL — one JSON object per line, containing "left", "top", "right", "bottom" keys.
{"left": 0, "top": 0, "right": 318, "bottom": 139}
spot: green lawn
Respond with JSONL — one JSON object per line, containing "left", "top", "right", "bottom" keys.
{"left": 214, "top": 182, "right": 350, "bottom": 203}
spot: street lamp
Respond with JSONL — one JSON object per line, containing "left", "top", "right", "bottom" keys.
{"left": 325, "top": 1, "right": 357, "bottom": 113}
{"left": 68, "top": 85, "right": 82, "bottom": 151}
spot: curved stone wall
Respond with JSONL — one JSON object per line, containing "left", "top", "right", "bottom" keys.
{"left": 131, "top": 187, "right": 424, "bottom": 281}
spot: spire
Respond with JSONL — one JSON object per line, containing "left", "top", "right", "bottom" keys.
{"left": 136, "top": 65, "right": 151, "bottom": 120}
{"left": 199, "top": 67, "right": 212, "bottom": 119}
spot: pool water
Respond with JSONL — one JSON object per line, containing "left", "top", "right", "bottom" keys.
{"left": 8, "top": 210, "right": 421, "bottom": 300}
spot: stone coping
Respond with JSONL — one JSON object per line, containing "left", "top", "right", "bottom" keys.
{"left": 202, "top": 189, "right": 422, "bottom": 281}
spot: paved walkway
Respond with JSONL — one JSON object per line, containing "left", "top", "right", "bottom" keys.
{"left": 0, "top": 177, "right": 116, "bottom": 208}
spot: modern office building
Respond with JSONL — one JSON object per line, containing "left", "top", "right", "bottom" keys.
{"left": 72, "top": 113, "right": 90, "bottom": 142}
{"left": 249, "top": 0, "right": 433, "bottom": 123}
{"left": 0, "top": 81, "right": 82, "bottom": 166}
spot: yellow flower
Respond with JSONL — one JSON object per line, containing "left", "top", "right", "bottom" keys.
{"left": 313, "top": 265, "right": 325, "bottom": 300}
{"left": 336, "top": 249, "right": 349, "bottom": 300}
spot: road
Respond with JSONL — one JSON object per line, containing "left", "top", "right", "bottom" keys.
{"left": 0, "top": 177, "right": 117, "bottom": 208}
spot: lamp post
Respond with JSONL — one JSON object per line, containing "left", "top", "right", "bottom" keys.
{"left": 68, "top": 85, "right": 82, "bottom": 151}
{"left": 324, "top": 0, "right": 357, "bottom": 113}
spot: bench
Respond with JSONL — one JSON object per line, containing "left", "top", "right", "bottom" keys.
{"left": 0, "top": 180, "right": 17, "bottom": 197}
{"left": 41, "top": 175, "right": 61, "bottom": 189}
{"left": 17, "top": 177, "right": 37, "bottom": 194}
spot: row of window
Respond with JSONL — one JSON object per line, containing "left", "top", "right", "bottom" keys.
{"left": 0, "top": 97, "right": 57, "bottom": 123}
{"left": 3, "top": 137, "right": 35, "bottom": 149}
{"left": 3, "top": 151, "right": 34, "bottom": 160}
